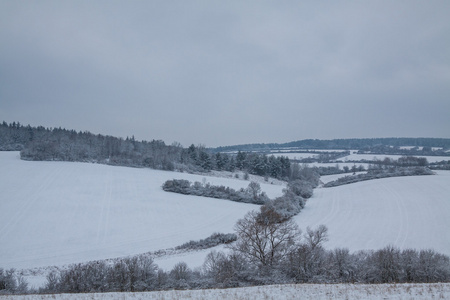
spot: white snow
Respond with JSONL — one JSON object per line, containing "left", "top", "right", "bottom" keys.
{"left": 3, "top": 283, "right": 450, "bottom": 299}
{"left": 1, "top": 151, "right": 450, "bottom": 292}
{"left": 0, "top": 152, "right": 283, "bottom": 270}
{"left": 297, "top": 171, "right": 450, "bottom": 255}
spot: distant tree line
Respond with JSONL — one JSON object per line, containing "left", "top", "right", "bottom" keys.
{"left": 214, "top": 138, "right": 450, "bottom": 153}
{"left": 290, "top": 151, "right": 350, "bottom": 164}
{"left": 356, "top": 144, "right": 450, "bottom": 157}
{"left": 429, "top": 160, "right": 450, "bottom": 170}
{"left": 0, "top": 121, "right": 292, "bottom": 179}
{"left": 323, "top": 167, "right": 434, "bottom": 188}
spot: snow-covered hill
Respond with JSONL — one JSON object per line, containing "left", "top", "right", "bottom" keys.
{"left": 0, "top": 152, "right": 283, "bottom": 270}
{"left": 1, "top": 151, "right": 450, "bottom": 289}
{"left": 299, "top": 171, "right": 450, "bottom": 255}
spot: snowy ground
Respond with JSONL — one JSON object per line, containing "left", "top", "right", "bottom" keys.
{"left": 3, "top": 283, "right": 450, "bottom": 299}
{"left": 298, "top": 171, "right": 450, "bottom": 255}
{"left": 0, "top": 151, "right": 283, "bottom": 271}
{"left": 1, "top": 151, "right": 450, "bottom": 291}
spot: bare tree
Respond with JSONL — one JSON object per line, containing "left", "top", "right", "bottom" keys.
{"left": 284, "top": 225, "right": 329, "bottom": 283}
{"left": 305, "top": 225, "right": 328, "bottom": 250}
{"left": 230, "top": 208, "right": 301, "bottom": 268}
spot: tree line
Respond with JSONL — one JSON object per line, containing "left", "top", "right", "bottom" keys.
{"left": 214, "top": 138, "right": 450, "bottom": 153}
{"left": 0, "top": 121, "right": 292, "bottom": 179}
{"left": 323, "top": 167, "right": 434, "bottom": 187}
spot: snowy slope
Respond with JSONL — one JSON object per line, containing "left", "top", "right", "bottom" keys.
{"left": 0, "top": 152, "right": 284, "bottom": 270}
{"left": 1, "top": 150, "right": 450, "bottom": 276}
{"left": 296, "top": 171, "right": 450, "bottom": 255}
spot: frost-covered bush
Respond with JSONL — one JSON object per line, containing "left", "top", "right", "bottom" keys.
{"left": 264, "top": 192, "right": 304, "bottom": 221}
{"left": 285, "top": 180, "right": 314, "bottom": 199}
{"left": 175, "top": 233, "right": 237, "bottom": 250}
{"left": 48, "top": 257, "right": 158, "bottom": 293}
{"left": 162, "top": 180, "right": 269, "bottom": 204}
{"left": 0, "top": 268, "right": 28, "bottom": 295}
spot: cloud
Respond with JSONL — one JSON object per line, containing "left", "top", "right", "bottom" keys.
{"left": 1, "top": 1, "right": 449, "bottom": 147}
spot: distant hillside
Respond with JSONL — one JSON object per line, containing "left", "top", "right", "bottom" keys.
{"left": 213, "top": 138, "right": 450, "bottom": 153}
{"left": 0, "top": 121, "right": 291, "bottom": 179}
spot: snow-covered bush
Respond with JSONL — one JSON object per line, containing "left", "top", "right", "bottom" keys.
{"left": 175, "top": 233, "right": 237, "bottom": 250}
{"left": 285, "top": 180, "right": 314, "bottom": 199}
{"left": 162, "top": 180, "right": 269, "bottom": 204}
{"left": 0, "top": 268, "right": 28, "bottom": 295}
{"left": 324, "top": 167, "right": 434, "bottom": 187}
{"left": 264, "top": 192, "right": 304, "bottom": 221}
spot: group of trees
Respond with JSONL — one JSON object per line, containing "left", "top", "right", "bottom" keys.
{"left": 357, "top": 144, "right": 450, "bottom": 157}
{"left": 341, "top": 156, "right": 430, "bottom": 168}
{"left": 324, "top": 166, "right": 434, "bottom": 187}
{"left": 214, "top": 138, "right": 450, "bottom": 153}
{"left": 162, "top": 177, "right": 316, "bottom": 219}
{"left": 0, "top": 122, "right": 294, "bottom": 179}
{"left": 162, "top": 180, "right": 270, "bottom": 204}
{"left": 201, "top": 208, "right": 450, "bottom": 287}
{"left": 289, "top": 151, "right": 350, "bottom": 164}
{"left": 0, "top": 268, "right": 28, "bottom": 294}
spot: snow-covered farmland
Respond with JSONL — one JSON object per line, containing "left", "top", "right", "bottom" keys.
{"left": 297, "top": 171, "right": 450, "bottom": 255}
{"left": 1, "top": 151, "right": 450, "bottom": 291}
{"left": 0, "top": 152, "right": 283, "bottom": 270}
{"left": 3, "top": 283, "right": 450, "bottom": 300}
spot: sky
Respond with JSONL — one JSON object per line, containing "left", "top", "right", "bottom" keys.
{"left": 1, "top": 1, "right": 449, "bottom": 147}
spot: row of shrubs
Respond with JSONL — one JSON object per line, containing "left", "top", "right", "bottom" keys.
{"left": 162, "top": 179, "right": 314, "bottom": 221}
{"left": 7, "top": 241, "right": 449, "bottom": 294}
{"left": 162, "top": 179, "right": 270, "bottom": 204}
{"left": 175, "top": 233, "right": 237, "bottom": 251}
{"left": 324, "top": 167, "right": 434, "bottom": 187}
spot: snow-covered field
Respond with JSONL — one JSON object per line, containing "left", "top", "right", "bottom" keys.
{"left": 298, "top": 171, "right": 450, "bottom": 255}
{"left": 3, "top": 283, "right": 450, "bottom": 300}
{"left": 1, "top": 151, "right": 450, "bottom": 292}
{"left": 0, "top": 152, "right": 283, "bottom": 271}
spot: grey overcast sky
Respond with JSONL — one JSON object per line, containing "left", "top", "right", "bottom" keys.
{"left": 1, "top": 1, "right": 449, "bottom": 147}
